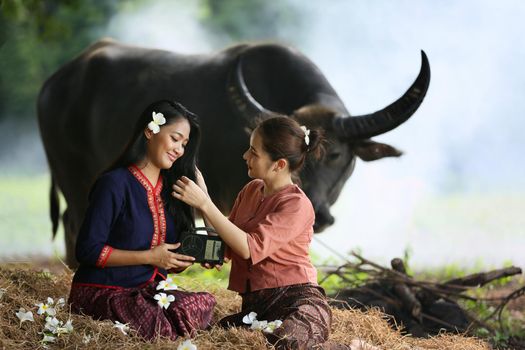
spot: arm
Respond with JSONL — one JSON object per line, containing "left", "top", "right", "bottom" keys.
{"left": 104, "top": 242, "right": 195, "bottom": 270}
{"left": 194, "top": 167, "right": 213, "bottom": 229}
{"left": 173, "top": 176, "right": 251, "bottom": 259}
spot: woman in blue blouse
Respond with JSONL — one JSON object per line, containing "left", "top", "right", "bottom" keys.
{"left": 68, "top": 100, "right": 216, "bottom": 340}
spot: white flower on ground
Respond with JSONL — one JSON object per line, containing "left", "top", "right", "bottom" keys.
{"left": 177, "top": 338, "right": 197, "bottom": 350}
{"left": 42, "top": 334, "right": 56, "bottom": 343}
{"left": 56, "top": 297, "right": 66, "bottom": 308}
{"left": 64, "top": 319, "right": 74, "bottom": 333}
{"left": 44, "top": 316, "right": 60, "bottom": 333}
{"left": 56, "top": 319, "right": 74, "bottom": 335}
{"left": 263, "top": 320, "right": 283, "bottom": 334}
{"left": 15, "top": 307, "right": 34, "bottom": 324}
{"left": 250, "top": 319, "right": 268, "bottom": 331}
{"left": 156, "top": 277, "right": 178, "bottom": 291}
{"left": 242, "top": 311, "right": 257, "bottom": 325}
{"left": 36, "top": 298, "right": 56, "bottom": 316}
{"left": 148, "top": 111, "right": 166, "bottom": 134}
{"left": 154, "top": 292, "right": 175, "bottom": 309}
{"left": 82, "top": 334, "right": 92, "bottom": 344}
{"left": 114, "top": 320, "right": 130, "bottom": 335}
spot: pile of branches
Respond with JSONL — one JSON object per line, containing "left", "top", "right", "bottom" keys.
{"left": 319, "top": 253, "right": 524, "bottom": 343}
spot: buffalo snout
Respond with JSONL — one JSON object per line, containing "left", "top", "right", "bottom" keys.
{"left": 313, "top": 204, "right": 335, "bottom": 232}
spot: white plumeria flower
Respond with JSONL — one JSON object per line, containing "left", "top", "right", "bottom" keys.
{"left": 56, "top": 298, "right": 66, "bottom": 308}
{"left": 44, "top": 316, "right": 61, "bottom": 333}
{"left": 42, "top": 334, "right": 56, "bottom": 343}
{"left": 15, "top": 307, "right": 34, "bottom": 324}
{"left": 300, "top": 125, "right": 310, "bottom": 146}
{"left": 242, "top": 311, "right": 257, "bottom": 325}
{"left": 177, "top": 338, "right": 197, "bottom": 350}
{"left": 64, "top": 319, "right": 74, "bottom": 333}
{"left": 114, "top": 320, "right": 130, "bottom": 335}
{"left": 82, "top": 334, "right": 92, "bottom": 344}
{"left": 148, "top": 111, "right": 166, "bottom": 134}
{"left": 263, "top": 320, "right": 283, "bottom": 334}
{"left": 56, "top": 319, "right": 74, "bottom": 335}
{"left": 156, "top": 278, "right": 178, "bottom": 291}
{"left": 36, "top": 299, "right": 56, "bottom": 316}
{"left": 250, "top": 319, "right": 268, "bottom": 331}
{"left": 154, "top": 292, "right": 175, "bottom": 309}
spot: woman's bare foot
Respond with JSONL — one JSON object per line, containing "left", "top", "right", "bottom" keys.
{"left": 350, "top": 339, "right": 381, "bottom": 350}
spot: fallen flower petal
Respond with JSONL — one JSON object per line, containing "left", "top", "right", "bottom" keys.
{"left": 114, "top": 321, "right": 130, "bottom": 335}
{"left": 177, "top": 338, "right": 197, "bottom": 350}
{"left": 250, "top": 319, "right": 268, "bottom": 331}
{"left": 42, "top": 334, "right": 56, "bottom": 343}
{"left": 242, "top": 311, "right": 257, "bottom": 325}
{"left": 15, "top": 308, "right": 34, "bottom": 324}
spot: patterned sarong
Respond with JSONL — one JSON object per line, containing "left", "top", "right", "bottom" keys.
{"left": 219, "top": 283, "right": 340, "bottom": 349}
{"left": 69, "top": 281, "right": 215, "bottom": 340}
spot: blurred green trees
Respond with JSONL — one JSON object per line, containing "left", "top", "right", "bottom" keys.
{"left": 0, "top": 0, "right": 301, "bottom": 121}
{"left": 200, "top": 0, "right": 301, "bottom": 43}
{"left": 0, "top": 0, "right": 128, "bottom": 119}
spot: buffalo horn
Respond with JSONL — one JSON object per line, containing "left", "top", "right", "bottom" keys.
{"left": 227, "top": 55, "right": 281, "bottom": 126}
{"left": 334, "top": 50, "right": 430, "bottom": 139}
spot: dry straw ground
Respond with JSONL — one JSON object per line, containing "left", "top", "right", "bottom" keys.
{"left": 0, "top": 263, "right": 491, "bottom": 349}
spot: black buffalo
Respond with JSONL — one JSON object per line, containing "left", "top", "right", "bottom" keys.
{"left": 38, "top": 39, "right": 430, "bottom": 266}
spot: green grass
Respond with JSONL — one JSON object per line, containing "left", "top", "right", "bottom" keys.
{"left": 0, "top": 174, "right": 65, "bottom": 258}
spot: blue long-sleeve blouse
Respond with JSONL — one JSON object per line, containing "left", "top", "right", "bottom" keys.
{"left": 73, "top": 165, "right": 178, "bottom": 288}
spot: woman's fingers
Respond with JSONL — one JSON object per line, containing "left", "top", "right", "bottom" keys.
{"left": 165, "top": 242, "right": 181, "bottom": 250}
{"left": 171, "top": 252, "right": 195, "bottom": 262}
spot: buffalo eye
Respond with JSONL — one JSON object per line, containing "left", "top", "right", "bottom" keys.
{"left": 327, "top": 152, "right": 341, "bottom": 162}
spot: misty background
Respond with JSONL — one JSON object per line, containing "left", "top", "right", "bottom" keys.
{"left": 1, "top": 0, "right": 524, "bottom": 269}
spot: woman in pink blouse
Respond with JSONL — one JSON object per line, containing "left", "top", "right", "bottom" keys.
{"left": 173, "top": 116, "right": 379, "bottom": 350}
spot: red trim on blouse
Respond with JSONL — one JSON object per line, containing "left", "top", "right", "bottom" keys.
{"left": 72, "top": 282, "right": 124, "bottom": 290}
{"left": 128, "top": 165, "right": 167, "bottom": 249}
{"left": 96, "top": 245, "right": 113, "bottom": 268}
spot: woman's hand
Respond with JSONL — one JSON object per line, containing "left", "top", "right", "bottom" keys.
{"left": 195, "top": 167, "right": 209, "bottom": 196}
{"left": 172, "top": 176, "right": 210, "bottom": 210}
{"left": 201, "top": 262, "right": 223, "bottom": 271}
{"left": 149, "top": 243, "right": 195, "bottom": 270}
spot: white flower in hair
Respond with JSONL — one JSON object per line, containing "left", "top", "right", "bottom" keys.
{"left": 148, "top": 111, "right": 166, "bottom": 134}
{"left": 300, "top": 125, "right": 310, "bottom": 146}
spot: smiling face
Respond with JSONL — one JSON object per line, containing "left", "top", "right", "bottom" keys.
{"left": 145, "top": 117, "right": 191, "bottom": 171}
{"left": 242, "top": 129, "right": 277, "bottom": 180}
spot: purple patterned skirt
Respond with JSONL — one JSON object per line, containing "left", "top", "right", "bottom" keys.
{"left": 219, "top": 283, "right": 335, "bottom": 349}
{"left": 69, "top": 282, "right": 216, "bottom": 340}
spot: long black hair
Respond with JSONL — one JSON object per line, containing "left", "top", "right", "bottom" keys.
{"left": 109, "top": 99, "right": 201, "bottom": 233}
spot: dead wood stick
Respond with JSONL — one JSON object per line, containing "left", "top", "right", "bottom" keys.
{"left": 393, "top": 283, "right": 422, "bottom": 321}
{"left": 443, "top": 266, "right": 522, "bottom": 292}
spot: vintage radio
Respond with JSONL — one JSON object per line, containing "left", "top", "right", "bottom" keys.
{"left": 174, "top": 227, "right": 225, "bottom": 264}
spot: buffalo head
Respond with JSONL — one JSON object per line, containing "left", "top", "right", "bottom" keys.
{"left": 228, "top": 51, "right": 430, "bottom": 232}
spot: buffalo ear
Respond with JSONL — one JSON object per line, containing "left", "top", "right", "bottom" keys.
{"left": 353, "top": 140, "right": 403, "bottom": 161}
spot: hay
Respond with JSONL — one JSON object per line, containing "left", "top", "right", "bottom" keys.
{"left": 0, "top": 264, "right": 491, "bottom": 349}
